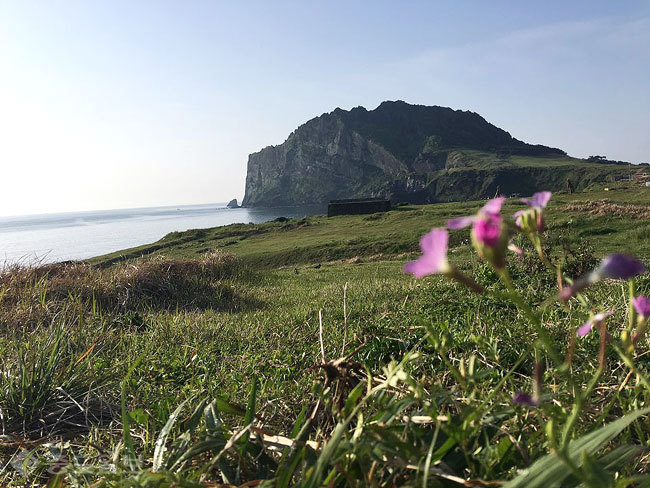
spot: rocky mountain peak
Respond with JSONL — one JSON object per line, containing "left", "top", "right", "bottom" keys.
{"left": 241, "top": 101, "right": 619, "bottom": 208}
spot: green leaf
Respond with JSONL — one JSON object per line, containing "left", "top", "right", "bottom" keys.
{"left": 343, "top": 382, "right": 365, "bottom": 418}
{"left": 214, "top": 396, "right": 246, "bottom": 417}
{"left": 183, "top": 398, "right": 208, "bottom": 434}
{"left": 303, "top": 418, "right": 350, "bottom": 488}
{"left": 598, "top": 444, "right": 644, "bottom": 471}
{"left": 290, "top": 406, "right": 307, "bottom": 438}
{"left": 164, "top": 398, "right": 208, "bottom": 472}
{"left": 204, "top": 399, "right": 221, "bottom": 433}
{"left": 614, "top": 474, "right": 650, "bottom": 488}
{"left": 121, "top": 352, "right": 146, "bottom": 472}
{"left": 239, "top": 377, "right": 258, "bottom": 460}
{"left": 169, "top": 438, "right": 228, "bottom": 472}
{"left": 505, "top": 407, "right": 650, "bottom": 488}
{"left": 128, "top": 408, "right": 149, "bottom": 426}
{"left": 153, "top": 398, "right": 189, "bottom": 472}
{"left": 276, "top": 415, "right": 313, "bottom": 488}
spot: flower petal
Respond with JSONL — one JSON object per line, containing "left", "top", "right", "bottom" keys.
{"left": 577, "top": 310, "right": 614, "bottom": 337}
{"left": 404, "top": 228, "right": 449, "bottom": 278}
{"left": 598, "top": 254, "right": 646, "bottom": 280}
{"left": 593, "top": 310, "right": 615, "bottom": 323}
{"left": 403, "top": 256, "right": 439, "bottom": 278}
{"left": 472, "top": 214, "right": 503, "bottom": 248}
{"left": 513, "top": 210, "right": 526, "bottom": 229}
{"left": 632, "top": 295, "right": 650, "bottom": 318}
{"left": 447, "top": 216, "right": 476, "bottom": 229}
{"left": 508, "top": 243, "right": 524, "bottom": 256}
{"left": 559, "top": 286, "right": 574, "bottom": 302}
{"left": 577, "top": 321, "right": 594, "bottom": 337}
{"left": 481, "top": 196, "right": 506, "bottom": 215}
{"left": 512, "top": 391, "right": 538, "bottom": 406}
{"left": 521, "top": 191, "right": 552, "bottom": 209}
{"left": 420, "top": 228, "right": 448, "bottom": 256}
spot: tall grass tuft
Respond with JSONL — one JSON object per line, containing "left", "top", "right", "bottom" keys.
{"left": 0, "top": 324, "right": 116, "bottom": 438}
{"left": 0, "top": 250, "right": 249, "bottom": 329}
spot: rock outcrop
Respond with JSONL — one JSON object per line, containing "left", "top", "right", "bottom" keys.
{"left": 243, "top": 109, "right": 409, "bottom": 207}
{"left": 226, "top": 199, "right": 240, "bottom": 209}
{"left": 242, "top": 101, "right": 624, "bottom": 207}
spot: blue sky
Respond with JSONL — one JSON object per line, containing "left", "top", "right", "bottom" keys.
{"left": 1, "top": 1, "right": 649, "bottom": 215}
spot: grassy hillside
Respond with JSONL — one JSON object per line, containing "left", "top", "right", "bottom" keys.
{"left": 3, "top": 186, "right": 650, "bottom": 485}
{"left": 92, "top": 186, "right": 650, "bottom": 268}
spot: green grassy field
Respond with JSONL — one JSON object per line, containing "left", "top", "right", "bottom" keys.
{"left": 92, "top": 186, "right": 650, "bottom": 268}
{"left": 2, "top": 186, "right": 650, "bottom": 486}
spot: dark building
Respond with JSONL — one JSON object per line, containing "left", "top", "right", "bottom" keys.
{"left": 327, "top": 198, "right": 391, "bottom": 217}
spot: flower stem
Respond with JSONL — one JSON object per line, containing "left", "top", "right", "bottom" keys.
{"left": 448, "top": 266, "right": 484, "bottom": 294}
{"left": 496, "top": 268, "right": 562, "bottom": 366}
{"left": 560, "top": 367, "right": 602, "bottom": 447}
{"left": 612, "top": 344, "right": 650, "bottom": 393}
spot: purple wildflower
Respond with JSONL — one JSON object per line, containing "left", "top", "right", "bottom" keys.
{"left": 512, "top": 391, "right": 539, "bottom": 407}
{"left": 559, "top": 286, "right": 574, "bottom": 302}
{"left": 561, "top": 254, "right": 646, "bottom": 301}
{"left": 513, "top": 210, "right": 525, "bottom": 229}
{"left": 577, "top": 310, "right": 614, "bottom": 338}
{"left": 483, "top": 196, "right": 506, "bottom": 215}
{"left": 404, "top": 228, "right": 484, "bottom": 293}
{"left": 514, "top": 191, "right": 552, "bottom": 233}
{"left": 447, "top": 197, "right": 505, "bottom": 231}
{"left": 521, "top": 191, "right": 552, "bottom": 209}
{"left": 403, "top": 228, "right": 450, "bottom": 278}
{"left": 447, "top": 197, "right": 508, "bottom": 268}
{"left": 596, "top": 254, "right": 646, "bottom": 280}
{"left": 632, "top": 296, "right": 650, "bottom": 319}
{"left": 447, "top": 216, "right": 475, "bottom": 230}
{"left": 472, "top": 213, "right": 503, "bottom": 248}
{"left": 632, "top": 295, "right": 650, "bottom": 344}
{"left": 576, "top": 322, "right": 594, "bottom": 338}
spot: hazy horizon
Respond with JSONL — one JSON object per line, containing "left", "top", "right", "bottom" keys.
{"left": 2, "top": 0, "right": 649, "bottom": 216}
{"left": 0, "top": 199, "right": 231, "bottom": 220}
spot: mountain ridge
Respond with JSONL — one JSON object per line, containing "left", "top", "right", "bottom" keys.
{"left": 242, "top": 101, "right": 627, "bottom": 207}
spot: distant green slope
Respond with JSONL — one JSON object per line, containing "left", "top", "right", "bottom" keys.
{"left": 391, "top": 149, "right": 632, "bottom": 203}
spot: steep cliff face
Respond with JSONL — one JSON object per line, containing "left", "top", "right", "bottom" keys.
{"left": 242, "top": 101, "right": 621, "bottom": 207}
{"left": 243, "top": 112, "right": 408, "bottom": 206}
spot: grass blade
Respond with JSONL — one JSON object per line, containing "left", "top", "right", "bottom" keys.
{"left": 505, "top": 407, "right": 650, "bottom": 488}
{"left": 153, "top": 398, "right": 189, "bottom": 472}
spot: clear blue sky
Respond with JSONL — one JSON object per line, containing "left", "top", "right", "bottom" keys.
{"left": 1, "top": 1, "right": 649, "bottom": 215}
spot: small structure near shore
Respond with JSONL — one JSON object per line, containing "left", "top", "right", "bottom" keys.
{"left": 327, "top": 198, "right": 391, "bottom": 217}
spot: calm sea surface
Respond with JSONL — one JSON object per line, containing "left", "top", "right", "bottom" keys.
{"left": 0, "top": 203, "right": 326, "bottom": 264}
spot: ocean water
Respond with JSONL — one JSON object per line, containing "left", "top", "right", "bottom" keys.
{"left": 0, "top": 203, "right": 326, "bottom": 265}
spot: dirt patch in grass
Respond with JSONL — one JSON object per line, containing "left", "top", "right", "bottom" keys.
{"left": 564, "top": 200, "right": 650, "bottom": 218}
{"left": 344, "top": 256, "right": 363, "bottom": 264}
